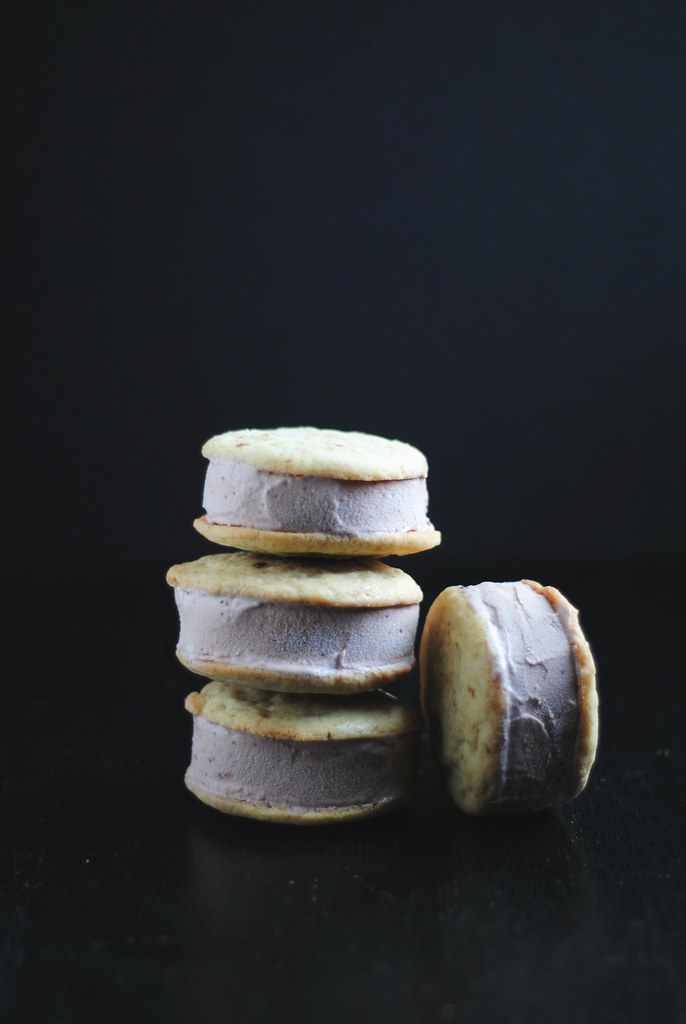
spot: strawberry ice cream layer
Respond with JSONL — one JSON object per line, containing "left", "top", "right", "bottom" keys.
{"left": 186, "top": 715, "right": 418, "bottom": 811}
{"left": 174, "top": 589, "right": 420, "bottom": 678}
{"left": 202, "top": 460, "right": 433, "bottom": 535}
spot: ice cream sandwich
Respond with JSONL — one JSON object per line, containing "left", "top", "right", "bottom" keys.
{"left": 184, "top": 680, "right": 420, "bottom": 823}
{"left": 193, "top": 426, "right": 441, "bottom": 557}
{"left": 167, "top": 551, "right": 423, "bottom": 693}
{"left": 419, "top": 580, "right": 598, "bottom": 815}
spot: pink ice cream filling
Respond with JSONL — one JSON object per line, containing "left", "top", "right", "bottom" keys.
{"left": 174, "top": 589, "right": 420, "bottom": 679}
{"left": 186, "top": 715, "right": 418, "bottom": 811}
{"left": 202, "top": 460, "right": 433, "bottom": 535}
{"left": 466, "top": 581, "right": 581, "bottom": 812}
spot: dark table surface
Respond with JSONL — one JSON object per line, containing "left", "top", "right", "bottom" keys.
{"left": 3, "top": 556, "right": 685, "bottom": 1024}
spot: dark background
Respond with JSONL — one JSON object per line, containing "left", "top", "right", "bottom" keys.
{"left": 9, "top": 0, "right": 685, "bottom": 575}
{"left": 5, "top": 3, "right": 686, "bottom": 1023}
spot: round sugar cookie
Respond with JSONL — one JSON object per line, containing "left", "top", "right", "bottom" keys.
{"left": 184, "top": 680, "right": 421, "bottom": 824}
{"left": 419, "top": 580, "right": 598, "bottom": 815}
{"left": 167, "top": 551, "right": 423, "bottom": 693}
{"left": 194, "top": 426, "right": 441, "bottom": 557}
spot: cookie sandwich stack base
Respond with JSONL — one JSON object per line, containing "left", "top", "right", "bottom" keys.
{"left": 167, "top": 427, "right": 441, "bottom": 824}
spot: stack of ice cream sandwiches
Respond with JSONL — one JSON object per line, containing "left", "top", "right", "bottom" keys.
{"left": 168, "top": 426, "right": 601, "bottom": 822}
{"left": 167, "top": 427, "right": 441, "bottom": 824}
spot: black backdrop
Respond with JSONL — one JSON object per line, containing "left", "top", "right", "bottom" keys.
{"left": 9, "top": 1, "right": 685, "bottom": 578}
{"left": 6, "top": 7, "right": 686, "bottom": 1023}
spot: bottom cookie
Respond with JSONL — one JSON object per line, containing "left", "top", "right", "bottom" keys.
{"left": 184, "top": 680, "right": 420, "bottom": 824}
{"left": 185, "top": 778, "right": 416, "bottom": 825}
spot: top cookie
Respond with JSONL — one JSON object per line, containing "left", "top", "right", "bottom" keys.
{"left": 166, "top": 551, "right": 422, "bottom": 606}
{"left": 201, "top": 427, "right": 428, "bottom": 480}
{"left": 185, "top": 680, "right": 420, "bottom": 741}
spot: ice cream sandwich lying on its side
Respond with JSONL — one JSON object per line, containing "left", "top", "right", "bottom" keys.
{"left": 167, "top": 551, "right": 423, "bottom": 694}
{"left": 184, "top": 681, "right": 421, "bottom": 824}
{"left": 193, "top": 426, "right": 441, "bottom": 557}
{"left": 419, "top": 580, "right": 598, "bottom": 815}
